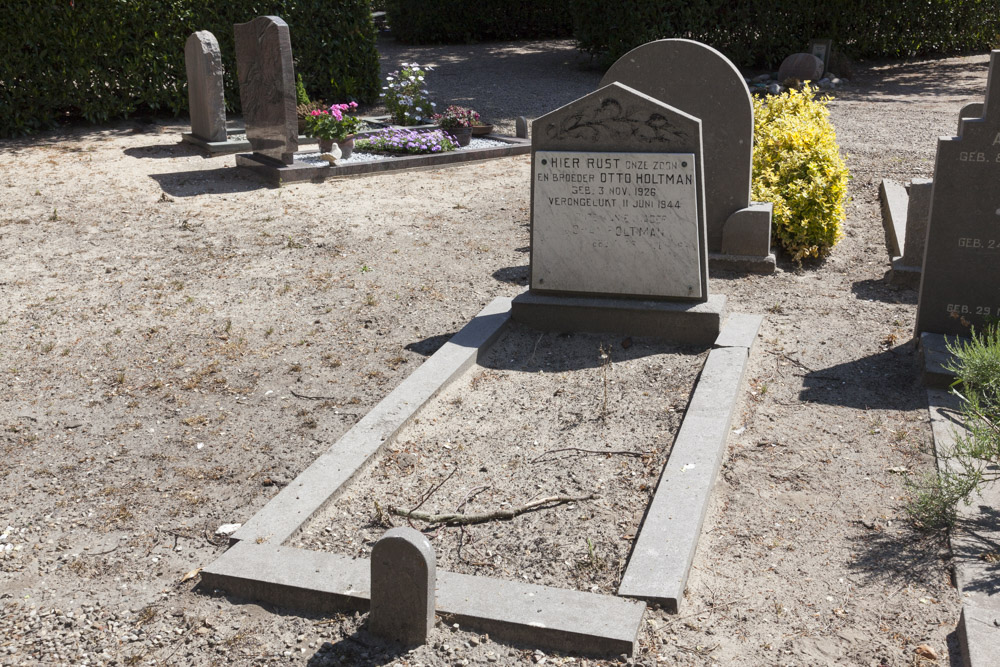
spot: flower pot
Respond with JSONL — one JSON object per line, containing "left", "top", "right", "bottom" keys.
{"left": 471, "top": 124, "right": 494, "bottom": 136}
{"left": 318, "top": 138, "right": 335, "bottom": 153}
{"left": 446, "top": 126, "right": 472, "bottom": 147}
{"left": 337, "top": 136, "right": 356, "bottom": 159}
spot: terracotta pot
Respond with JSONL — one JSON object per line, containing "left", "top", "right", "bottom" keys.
{"left": 446, "top": 125, "right": 472, "bottom": 147}
{"left": 317, "top": 138, "right": 335, "bottom": 153}
{"left": 337, "top": 135, "right": 356, "bottom": 159}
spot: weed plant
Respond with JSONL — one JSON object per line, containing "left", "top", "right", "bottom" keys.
{"left": 908, "top": 324, "right": 1000, "bottom": 529}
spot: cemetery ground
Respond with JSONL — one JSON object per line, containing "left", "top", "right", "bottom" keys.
{"left": 0, "top": 37, "right": 992, "bottom": 666}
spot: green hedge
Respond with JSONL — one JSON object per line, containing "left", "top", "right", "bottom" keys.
{"left": 385, "top": 0, "right": 573, "bottom": 43}
{"left": 573, "top": 0, "right": 1000, "bottom": 67}
{"left": 0, "top": 1, "right": 380, "bottom": 138}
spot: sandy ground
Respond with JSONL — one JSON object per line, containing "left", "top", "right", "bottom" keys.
{"left": 0, "top": 35, "right": 991, "bottom": 666}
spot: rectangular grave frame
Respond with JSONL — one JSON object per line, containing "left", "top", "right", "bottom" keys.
{"left": 201, "top": 297, "right": 759, "bottom": 656}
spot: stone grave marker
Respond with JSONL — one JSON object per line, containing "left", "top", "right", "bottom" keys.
{"left": 600, "top": 39, "right": 773, "bottom": 271}
{"left": 512, "top": 82, "right": 725, "bottom": 343}
{"left": 916, "top": 51, "right": 1000, "bottom": 336}
{"left": 233, "top": 16, "right": 298, "bottom": 164}
{"left": 369, "top": 527, "right": 436, "bottom": 645}
{"left": 184, "top": 31, "right": 226, "bottom": 143}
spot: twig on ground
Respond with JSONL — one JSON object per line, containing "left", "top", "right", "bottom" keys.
{"left": 391, "top": 493, "right": 596, "bottom": 526}
{"left": 403, "top": 467, "right": 458, "bottom": 529}
{"left": 530, "top": 447, "right": 651, "bottom": 462}
{"left": 766, "top": 350, "right": 817, "bottom": 373}
{"left": 457, "top": 485, "right": 490, "bottom": 512}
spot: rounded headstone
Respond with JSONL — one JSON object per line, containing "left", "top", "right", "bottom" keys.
{"left": 777, "top": 53, "right": 824, "bottom": 82}
{"left": 600, "top": 39, "right": 753, "bottom": 252}
{"left": 369, "top": 527, "right": 436, "bottom": 646}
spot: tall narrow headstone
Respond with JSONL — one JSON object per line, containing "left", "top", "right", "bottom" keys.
{"left": 233, "top": 16, "right": 298, "bottom": 165}
{"left": 600, "top": 39, "right": 769, "bottom": 258}
{"left": 185, "top": 31, "right": 226, "bottom": 143}
{"left": 916, "top": 51, "right": 1000, "bottom": 336}
{"left": 369, "top": 527, "right": 436, "bottom": 646}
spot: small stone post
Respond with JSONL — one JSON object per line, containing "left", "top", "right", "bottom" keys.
{"left": 369, "top": 527, "right": 436, "bottom": 645}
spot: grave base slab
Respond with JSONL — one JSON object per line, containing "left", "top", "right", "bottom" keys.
{"left": 887, "top": 258, "right": 921, "bottom": 289}
{"left": 202, "top": 541, "right": 645, "bottom": 658}
{"left": 236, "top": 152, "right": 332, "bottom": 185}
{"left": 511, "top": 291, "right": 726, "bottom": 344}
{"left": 708, "top": 251, "right": 776, "bottom": 274}
{"left": 919, "top": 332, "right": 961, "bottom": 389}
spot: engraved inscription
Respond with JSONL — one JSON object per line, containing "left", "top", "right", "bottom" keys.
{"left": 531, "top": 150, "right": 701, "bottom": 298}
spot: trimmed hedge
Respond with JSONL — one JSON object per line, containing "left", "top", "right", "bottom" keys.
{"left": 385, "top": 0, "right": 572, "bottom": 43}
{"left": 573, "top": 0, "right": 1000, "bottom": 67}
{"left": 0, "top": 1, "right": 380, "bottom": 138}
{"left": 751, "top": 86, "right": 849, "bottom": 262}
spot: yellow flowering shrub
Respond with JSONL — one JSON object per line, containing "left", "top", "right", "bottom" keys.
{"left": 752, "top": 86, "right": 849, "bottom": 262}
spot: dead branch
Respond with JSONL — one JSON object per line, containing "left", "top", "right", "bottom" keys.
{"left": 391, "top": 493, "right": 596, "bottom": 526}
{"left": 530, "top": 447, "right": 652, "bottom": 463}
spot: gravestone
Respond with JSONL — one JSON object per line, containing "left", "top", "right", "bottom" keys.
{"left": 880, "top": 178, "right": 932, "bottom": 288}
{"left": 234, "top": 16, "right": 298, "bottom": 164}
{"left": 184, "top": 31, "right": 226, "bottom": 143}
{"left": 600, "top": 39, "right": 774, "bottom": 272}
{"left": 512, "top": 82, "right": 725, "bottom": 343}
{"left": 369, "top": 527, "right": 436, "bottom": 645}
{"left": 916, "top": 51, "right": 1000, "bottom": 336}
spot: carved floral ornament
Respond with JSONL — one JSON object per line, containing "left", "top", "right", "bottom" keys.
{"left": 543, "top": 98, "right": 691, "bottom": 144}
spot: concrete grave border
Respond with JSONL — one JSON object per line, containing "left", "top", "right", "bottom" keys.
{"left": 236, "top": 135, "right": 530, "bottom": 184}
{"left": 201, "top": 297, "right": 760, "bottom": 656}
{"left": 920, "top": 335, "right": 1000, "bottom": 665}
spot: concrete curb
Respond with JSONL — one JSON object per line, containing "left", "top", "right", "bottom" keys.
{"left": 202, "top": 541, "right": 644, "bottom": 658}
{"left": 237, "top": 136, "right": 530, "bottom": 184}
{"left": 926, "top": 388, "right": 1000, "bottom": 666}
{"left": 617, "top": 314, "right": 760, "bottom": 610}
{"left": 231, "top": 297, "right": 512, "bottom": 546}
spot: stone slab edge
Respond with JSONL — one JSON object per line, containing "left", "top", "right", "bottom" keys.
{"left": 230, "top": 297, "right": 512, "bottom": 546}
{"left": 919, "top": 332, "right": 959, "bottom": 389}
{"left": 707, "top": 252, "right": 776, "bottom": 275}
{"left": 879, "top": 178, "right": 907, "bottom": 259}
{"left": 182, "top": 130, "right": 319, "bottom": 156}
{"left": 201, "top": 541, "right": 644, "bottom": 657}
{"left": 887, "top": 259, "right": 920, "bottom": 289}
{"left": 927, "top": 389, "right": 1000, "bottom": 665}
{"left": 236, "top": 138, "right": 529, "bottom": 183}
{"left": 960, "top": 604, "right": 1000, "bottom": 667}
{"left": 617, "top": 314, "right": 761, "bottom": 610}
{"left": 511, "top": 292, "right": 726, "bottom": 345}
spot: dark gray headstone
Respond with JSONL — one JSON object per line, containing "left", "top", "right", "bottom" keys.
{"left": 916, "top": 51, "right": 1000, "bottom": 335}
{"left": 599, "top": 39, "right": 755, "bottom": 253}
{"left": 530, "top": 82, "right": 708, "bottom": 301}
{"left": 234, "top": 16, "right": 298, "bottom": 165}
{"left": 369, "top": 527, "right": 435, "bottom": 645}
{"left": 185, "top": 31, "right": 226, "bottom": 143}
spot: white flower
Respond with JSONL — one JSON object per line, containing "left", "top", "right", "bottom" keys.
{"left": 418, "top": 76, "right": 424, "bottom": 81}
{"left": 409, "top": 76, "right": 416, "bottom": 81}
{"left": 430, "top": 102, "right": 437, "bottom": 107}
